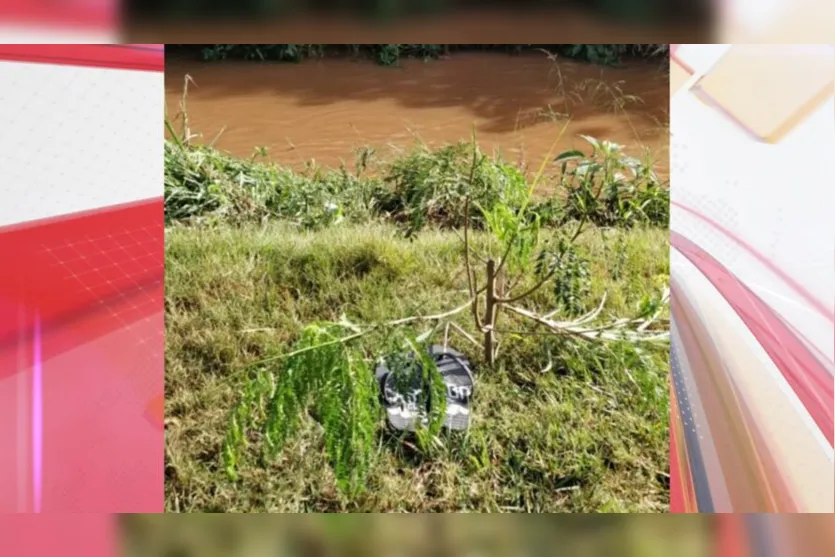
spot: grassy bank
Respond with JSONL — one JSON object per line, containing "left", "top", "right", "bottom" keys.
{"left": 164, "top": 126, "right": 670, "bottom": 511}
{"left": 166, "top": 223, "right": 669, "bottom": 512}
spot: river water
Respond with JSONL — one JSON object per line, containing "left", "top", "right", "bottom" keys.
{"left": 165, "top": 52, "right": 668, "bottom": 179}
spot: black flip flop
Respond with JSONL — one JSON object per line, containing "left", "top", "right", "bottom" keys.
{"left": 375, "top": 344, "right": 474, "bottom": 431}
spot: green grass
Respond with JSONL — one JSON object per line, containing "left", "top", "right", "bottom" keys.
{"left": 165, "top": 221, "right": 669, "bottom": 512}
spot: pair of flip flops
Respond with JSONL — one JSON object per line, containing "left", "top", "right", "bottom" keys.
{"left": 374, "top": 344, "right": 474, "bottom": 431}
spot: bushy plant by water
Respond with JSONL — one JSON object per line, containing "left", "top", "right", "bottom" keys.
{"left": 165, "top": 125, "right": 668, "bottom": 232}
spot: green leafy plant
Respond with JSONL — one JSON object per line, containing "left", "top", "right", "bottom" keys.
{"left": 224, "top": 323, "right": 380, "bottom": 494}
{"left": 542, "top": 237, "right": 591, "bottom": 316}
{"left": 454, "top": 126, "right": 668, "bottom": 365}
{"left": 557, "top": 135, "right": 668, "bottom": 228}
{"left": 380, "top": 140, "right": 527, "bottom": 237}
{"left": 222, "top": 311, "right": 466, "bottom": 493}
{"left": 165, "top": 130, "right": 668, "bottom": 232}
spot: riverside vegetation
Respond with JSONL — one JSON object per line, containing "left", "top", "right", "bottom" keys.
{"left": 164, "top": 49, "right": 671, "bottom": 512}
{"left": 168, "top": 44, "right": 670, "bottom": 67}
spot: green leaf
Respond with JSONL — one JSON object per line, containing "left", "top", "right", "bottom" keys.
{"left": 554, "top": 149, "right": 585, "bottom": 162}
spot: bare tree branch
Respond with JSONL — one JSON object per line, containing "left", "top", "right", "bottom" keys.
{"left": 497, "top": 265, "right": 559, "bottom": 304}
{"left": 504, "top": 302, "right": 669, "bottom": 343}
{"left": 241, "top": 299, "right": 476, "bottom": 367}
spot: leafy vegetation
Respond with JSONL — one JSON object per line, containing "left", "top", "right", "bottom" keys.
{"left": 165, "top": 132, "right": 668, "bottom": 232}
{"left": 193, "top": 124, "right": 669, "bottom": 494}
{"left": 166, "top": 44, "right": 669, "bottom": 67}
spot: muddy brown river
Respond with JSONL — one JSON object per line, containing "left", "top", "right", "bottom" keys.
{"left": 165, "top": 52, "right": 669, "bottom": 181}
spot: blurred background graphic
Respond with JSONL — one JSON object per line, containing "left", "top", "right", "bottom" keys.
{"left": 119, "top": 515, "right": 833, "bottom": 557}
{"left": 0, "top": 44, "right": 164, "bottom": 512}
{"left": 1, "top": 1, "right": 831, "bottom": 46}
{"left": 121, "top": 515, "right": 712, "bottom": 557}
{"left": 3, "top": 515, "right": 835, "bottom": 557}
{"left": 0, "top": 0, "right": 711, "bottom": 43}
{"left": 124, "top": 1, "right": 709, "bottom": 43}
{"left": 0, "top": 0, "right": 118, "bottom": 41}
{"left": 669, "top": 43, "right": 834, "bottom": 513}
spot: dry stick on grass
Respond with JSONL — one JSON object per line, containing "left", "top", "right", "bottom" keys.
{"left": 239, "top": 298, "right": 476, "bottom": 369}
{"left": 504, "top": 304, "right": 669, "bottom": 343}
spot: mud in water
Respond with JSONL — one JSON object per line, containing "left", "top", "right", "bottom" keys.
{"left": 165, "top": 52, "right": 669, "bottom": 180}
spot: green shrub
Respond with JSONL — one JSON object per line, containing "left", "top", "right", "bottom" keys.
{"left": 164, "top": 135, "right": 668, "bottom": 231}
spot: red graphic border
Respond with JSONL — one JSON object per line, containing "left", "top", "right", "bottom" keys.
{"left": 0, "top": 44, "right": 164, "bottom": 72}
{"left": 0, "top": 1, "right": 116, "bottom": 31}
{"left": 0, "top": 199, "right": 163, "bottom": 380}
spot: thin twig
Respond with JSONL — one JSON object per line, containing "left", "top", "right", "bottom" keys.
{"left": 449, "top": 322, "right": 481, "bottom": 349}
{"left": 568, "top": 214, "right": 588, "bottom": 244}
{"left": 240, "top": 299, "right": 475, "bottom": 369}
{"left": 376, "top": 298, "right": 475, "bottom": 327}
{"left": 494, "top": 228, "right": 519, "bottom": 278}
{"left": 504, "top": 270, "right": 527, "bottom": 296}
{"left": 453, "top": 228, "right": 487, "bottom": 263}
{"left": 544, "top": 291, "right": 607, "bottom": 322}
{"left": 461, "top": 197, "right": 484, "bottom": 331}
{"left": 497, "top": 265, "right": 558, "bottom": 304}
{"left": 248, "top": 329, "right": 372, "bottom": 367}
{"left": 463, "top": 197, "right": 476, "bottom": 300}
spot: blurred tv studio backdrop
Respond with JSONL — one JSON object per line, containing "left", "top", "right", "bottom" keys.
{"left": 1, "top": 1, "right": 831, "bottom": 44}
{"left": 6, "top": 0, "right": 829, "bottom": 44}
{"left": 4, "top": 514, "right": 835, "bottom": 556}
{"left": 0, "top": 3, "right": 832, "bottom": 557}
{"left": 122, "top": 515, "right": 835, "bottom": 557}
